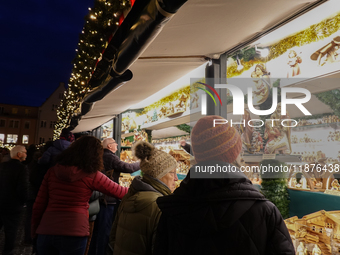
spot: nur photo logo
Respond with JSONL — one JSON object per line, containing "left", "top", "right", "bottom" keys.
{"left": 195, "top": 81, "right": 312, "bottom": 128}
{"left": 196, "top": 82, "right": 222, "bottom": 115}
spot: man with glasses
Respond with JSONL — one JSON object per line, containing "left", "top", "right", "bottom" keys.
{"left": 89, "top": 138, "right": 140, "bottom": 255}
{"left": 0, "top": 145, "right": 28, "bottom": 255}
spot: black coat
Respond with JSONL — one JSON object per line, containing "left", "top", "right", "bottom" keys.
{"left": 181, "top": 143, "right": 193, "bottom": 156}
{"left": 155, "top": 161, "right": 294, "bottom": 255}
{"left": 0, "top": 159, "right": 28, "bottom": 212}
{"left": 102, "top": 149, "right": 140, "bottom": 204}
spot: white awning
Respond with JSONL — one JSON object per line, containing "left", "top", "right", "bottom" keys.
{"left": 73, "top": 0, "right": 320, "bottom": 132}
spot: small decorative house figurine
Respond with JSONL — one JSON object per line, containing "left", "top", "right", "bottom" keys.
{"left": 285, "top": 210, "right": 340, "bottom": 254}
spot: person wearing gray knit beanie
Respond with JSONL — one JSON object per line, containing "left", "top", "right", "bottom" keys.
{"left": 135, "top": 141, "right": 178, "bottom": 190}
{"left": 109, "top": 141, "right": 178, "bottom": 254}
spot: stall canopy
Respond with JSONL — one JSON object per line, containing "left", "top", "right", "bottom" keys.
{"left": 72, "top": 0, "right": 323, "bottom": 133}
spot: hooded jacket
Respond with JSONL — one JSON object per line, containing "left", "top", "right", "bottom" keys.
{"left": 154, "top": 161, "right": 295, "bottom": 255}
{"left": 31, "top": 164, "right": 128, "bottom": 238}
{"left": 110, "top": 175, "right": 171, "bottom": 255}
{"left": 38, "top": 139, "right": 71, "bottom": 166}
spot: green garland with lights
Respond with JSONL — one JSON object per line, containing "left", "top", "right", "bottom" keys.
{"left": 54, "top": 0, "right": 131, "bottom": 139}
{"left": 176, "top": 124, "right": 191, "bottom": 133}
{"left": 260, "top": 159, "right": 290, "bottom": 219}
{"left": 315, "top": 89, "right": 340, "bottom": 118}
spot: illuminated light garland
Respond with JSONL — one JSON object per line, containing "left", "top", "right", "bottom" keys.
{"left": 54, "top": 0, "right": 132, "bottom": 140}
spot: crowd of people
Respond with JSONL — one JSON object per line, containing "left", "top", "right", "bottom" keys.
{"left": 0, "top": 117, "right": 295, "bottom": 255}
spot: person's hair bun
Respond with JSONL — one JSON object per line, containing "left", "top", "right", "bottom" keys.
{"left": 133, "top": 141, "right": 154, "bottom": 160}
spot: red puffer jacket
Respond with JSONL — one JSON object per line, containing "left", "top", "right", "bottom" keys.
{"left": 31, "top": 164, "right": 128, "bottom": 238}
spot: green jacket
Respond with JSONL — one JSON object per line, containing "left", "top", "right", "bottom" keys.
{"left": 110, "top": 175, "right": 171, "bottom": 255}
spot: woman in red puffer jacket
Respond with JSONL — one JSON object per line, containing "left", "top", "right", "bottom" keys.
{"left": 31, "top": 135, "right": 128, "bottom": 255}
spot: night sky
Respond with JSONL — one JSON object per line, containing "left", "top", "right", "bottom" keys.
{"left": 0, "top": 0, "right": 94, "bottom": 107}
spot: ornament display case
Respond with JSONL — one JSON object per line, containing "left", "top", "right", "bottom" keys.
{"left": 118, "top": 129, "right": 150, "bottom": 187}
{"left": 169, "top": 149, "right": 191, "bottom": 175}
{"left": 119, "top": 131, "right": 191, "bottom": 187}
{"left": 152, "top": 135, "right": 192, "bottom": 176}
{"left": 119, "top": 173, "right": 135, "bottom": 188}
{"left": 290, "top": 122, "right": 340, "bottom": 165}
{"left": 287, "top": 120, "right": 340, "bottom": 199}
{"left": 286, "top": 121, "right": 340, "bottom": 219}
{"left": 152, "top": 135, "right": 190, "bottom": 152}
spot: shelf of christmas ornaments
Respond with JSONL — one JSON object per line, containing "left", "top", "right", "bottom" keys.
{"left": 287, "top": 119, "right": 340, "bottom": 196}
{"left": 118, "top": 115, "right": 340, "bottom": 193}
{"left": 119, "top": 130, "right": 191, "bottom": 188}
{"left": 240, "top": 115, "right": 340, "bottom": 197}
{"left": 239, "top": 112, "right": 340, "bottom": 252}
{"left": 290, "top": 119, "right": 340, "bottom": 165}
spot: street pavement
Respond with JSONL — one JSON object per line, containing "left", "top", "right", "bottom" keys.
{"left": 0, "top": 207, "right": 33, "bottom": 255}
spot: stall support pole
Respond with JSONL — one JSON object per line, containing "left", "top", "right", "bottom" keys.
{"left": 113, "top": 114, "right": 122, "bottom": 158}
{"left": 205, "top": 61, "right": 218, "bottom": 116}
{"left": 98, "top": 127, "right": 103, "bottom": 139}
{"left": 94, "top": 128, "right": 100, "bottom": 138}
{"left": 219, "top": 53, "right": 227, "bottom": 119}
{"left": 205, "top": 58, "right": 227, "bottom": 119}
{"left": 145, "top": 130, "right": 152, "bottom": 143}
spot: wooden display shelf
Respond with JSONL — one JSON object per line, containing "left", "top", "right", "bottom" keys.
{"left": 243, "top": 154, "right": 302, "bottom": 163}
{"left": 288, "top": 187, "right": 311, "bottom": 192}
{"left": 121, "top": 132, "right": 134, "bottom": 138}
{"left": 166, "top": 110, "right": 185, "bottom": 118}
{"left": 292, "top": 122, "right": 340, "bottom": 131}
{"left": 169, "top": 149, "right": 191, "bottom": 161}
{"left": 141, "top": 108, "right": 201, "bottom": 130}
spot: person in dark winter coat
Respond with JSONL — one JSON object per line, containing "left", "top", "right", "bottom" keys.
{"left": 109, "top": 141, "right": 178, "bottom": 255}
{"left": 0, "top": 145, "right": 28, "bottom": 255}
{"left": 23, "top": 145, "right": 40, "bottom": 246}
{"left": 31, "top": 136, "right": 128, "bottom": 255}
{"left": 1, "top": 148, "right": 11, "bottom": 163}
{"left": 38, "top": 128, "right": 75, "bottom": 167}
{"left": 24, "top": 142, "right": 52, "bottom": 251}
{"left": 154, "top": 115, "right": 295, "bottom": 255}
{"left": 89, "top": 138, "right": 140, "bottom": 255}
{"left": 179, "top": 139, "right": 193, "bottom": 155}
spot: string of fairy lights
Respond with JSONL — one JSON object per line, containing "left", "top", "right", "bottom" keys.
{"left": 53, "top": 0, "right": 131, "bottom": 140}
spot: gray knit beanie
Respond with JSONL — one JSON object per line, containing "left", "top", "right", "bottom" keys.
{"left": 133, "top": 141, "right": 177, "bottom": 179}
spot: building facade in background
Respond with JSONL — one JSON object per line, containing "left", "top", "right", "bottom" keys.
{"left": 37, "top": 82, "right": 66, "bottom": 144}
{"left": 0, "top": 82, "right": 66, "bottom": 146}
{"left": 0, "top": 104, "right": 38, "bottom": 146}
